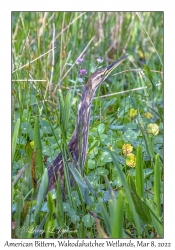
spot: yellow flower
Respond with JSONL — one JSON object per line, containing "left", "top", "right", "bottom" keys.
{"left": 147, "top": 123, "right": 159, "bottom": 136}
{"left": 30, "top": 141, "right": 34, "bottom": 149}
{"left": 122, "top": 144, "right": 133, "bottom": 156}
{"left": 144, "top": 112, "right": 153, "bottom": 119}
{"left": 126, "top": 153, "right": 136, "bottom": 168}
{"left": 129, "top": 108, "right": 137, "bottom": 119}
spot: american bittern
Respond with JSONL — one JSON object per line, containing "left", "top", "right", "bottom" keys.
{"left": 47, "top": 55, "right": 128, "bottom": 192}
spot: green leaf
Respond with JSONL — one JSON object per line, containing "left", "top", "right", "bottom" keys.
{"left": 56, "top": 173, "right": 64, "bottom": 227}
{"left": 44, "top": 219, "right": 55, "bottom": 238}
{"left": 34, "top": 117, "right": 43, "bottom": 175}
{"left": 104, "top": 175, "right": 116, "bottom": 202}
{"left": 111, "top": 191, "right": 124, "bottom": 238}
{"left": 122, "top": 129, "right": 138, "bottom": 142}
{"left": 64, "top": 91, "right": 72, "bottom": 133}
{"left": 128, "top": 176, "right": 151, "bottom": 224}
{"left": 102, "top": 151, "right": 113, "bottom": 163}
{"left": 138, "top": 117, "right": 154, "bottom": 160}
{"left": 71, "top": 214, "right": 80, "bottom": 224}
{"left": 154, "top": 154, "right": 161, "bottom": 217}
{"left": 96, "top": 167, "right": 109, "bottom": 176}
{"left": 97, "top": 123, "right": 105, "bottom": 134}
{"left": 146, "top": 199, "right": 163, "bottom": 238}
{"left": 84, "top": 175, "right": 96, "bottom": 197}
{"left": 88, "top": 159, "right": 96, "bottom": 169}
{"left": 101, "top": 148, "right": 141, "bottom": 235}
{"left": 12, "top": 118, "right": 20, "bottom": 162}
{"left": 47, "top": 192, "right": 55, "bottom": 215}
{"left": 69, "top": 165, "right": 91, "bottom": 205}
{"left": 63, "top": 202, "right": 71, "bottom": 212}
{"left": 71, "top": 191, "right": 81, "bottom": 206}
{"left": 40, "top": 119, "right": 52, "bottom": 134}
{"left": 144, "top": 64, "right": 153, "bottom": 84}
{"left": 135, "top": 145, "right": 144, "bottom": 197}
{"left": 34, "top": 168, "right": 48, "bottom": 224}
{"left": 99, "top": 201, "right": 111, "bottom": 235}
{"left": 15, "top": 193, "right": 24, "bottom": 238}
{"left": 82, "top": 214, "right": 94, "bottom": 228}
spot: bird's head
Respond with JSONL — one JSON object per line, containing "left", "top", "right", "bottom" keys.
{"left": 90, "top": 55, "right": 128, "bottom": 89}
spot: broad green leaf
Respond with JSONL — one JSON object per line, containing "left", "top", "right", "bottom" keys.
{"left": 40, "top": 119, "right": 52, "bottom": 134}
{"left": 82, "top": 214, "right": 94, "bottom": 228}
{"left": 96, "top": 167, "right": 109, "bottom": 176}
{"left": 71, "top": 214, "right": 80, "bottom": 224}
{"left": 122, "top": 129, "right": 138, "bottom": 142}
{"left": 63, "top": 202, "right": 71, "bottom": 212}
{"left": 97, "top": 123, "right": 105, "bottom": 134}
{"left": 102, "top": 151, "right": 113, "bottom": 163}
{"left": 88, "top": 159, "right": 96, "bottom": 169}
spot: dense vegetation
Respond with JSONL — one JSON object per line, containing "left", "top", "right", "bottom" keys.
{"left": 12, "top": 12, "right": 163, "bottom": 238}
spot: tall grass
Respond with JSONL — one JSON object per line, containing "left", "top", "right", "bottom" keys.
{"left": 12, "top": 12, "right": 163, "bottom": 238}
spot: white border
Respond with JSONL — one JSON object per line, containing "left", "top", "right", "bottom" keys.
{"left": 0, "top": 1, "right": 175, "bottom": 249}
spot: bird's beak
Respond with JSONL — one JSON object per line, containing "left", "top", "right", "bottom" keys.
{"left": 104, "top": 55, "right": 128, "bottom": 77}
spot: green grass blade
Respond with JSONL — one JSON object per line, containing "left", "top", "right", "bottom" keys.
{"left": 138, "top": 118, "right": 154, "bottom": 160}
{"left": 111, "top": 190, "right": 124, "bottom": 238}
{"left": 47, "top": 192, "right": 55, "bottom": 215}
{"left": 57, "top": 89, "right": 65, "bottom": 130}
{"left": 84, "top": 174, "right": 96, "bottom": 197}
{"left": 135, "top": 145, "right": 144, "bottom": 197}
{"left": 69, "top": 165, "right": 91, "bottom": 205}
{"left": 57, "top": 89, "right": 75, "bottom": 208}
{"left": 146, "top": 199, "right": 163, "bottom": 238}
{"left": 34, "top": 168, "right": 48, "bottom": 225}
{"left": 64, "top": 91, "right": 72, "bottom": 134}
{"left": 33, "top": 214, "right": 48, "bottom": 238}
{"left": 99, "top": 201, "right": 111, "bottom": 235}
{"left": 15, "top": 193, "right": 24, "bottom": 238}
{"left": 34, "top": 116, "right": 43, "bottom": 175}
{"left": 56, "top": 173, "right": 64, "bottom": 227}
{"left": 104, "top": 175, "right": 116, "bottom": 202}
{"left": 12, "top": 118, "right": 20, "bottom": 163}
{"left": 128, "top": 176, "right": 151, "bottom": 224}
{"left": 44, "top": 218, "right": 55, "bottom": 238}
{"left": 102, "top": 148, "right": 141, "bottom": 235}
{"left": 154, "top": 154, "right": 161, "bottom": 217}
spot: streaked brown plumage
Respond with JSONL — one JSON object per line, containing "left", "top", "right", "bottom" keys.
{"left": 47, "top": 55, "right": 128, "bottom": 192}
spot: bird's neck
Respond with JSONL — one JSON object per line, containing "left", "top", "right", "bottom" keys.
{"left": 75, "top": 80, "right": 98, "bottom": 171}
